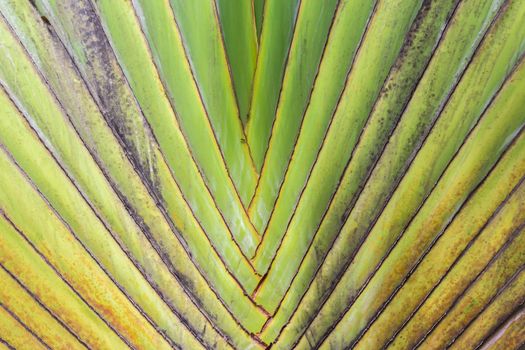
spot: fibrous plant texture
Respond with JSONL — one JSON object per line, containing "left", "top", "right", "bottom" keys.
{"left": 0, "top": 0, "right": 524, "bottom": 349}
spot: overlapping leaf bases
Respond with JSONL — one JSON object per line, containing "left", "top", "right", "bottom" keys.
{"left": 0, "top": 0, "right": 524, "bottom": 349}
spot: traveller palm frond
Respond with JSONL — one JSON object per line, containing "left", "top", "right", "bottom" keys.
{"left": 0, "top": 0, "right": 524, "bottom": 349}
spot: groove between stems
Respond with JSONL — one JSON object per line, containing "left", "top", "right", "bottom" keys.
{"left": 0, "top": 264, "right": 91, "bottom": 349}
{"left": 252, "top": 0, "right": 381, "bottom": 284}
{"left": 6, "top": 4, "right": 260, "bottom": 341}
{"left": 262, "top": 0, "right": 459, "bottom": 334}
{"left": 246, "top": 0, "right": 304, "bottom": 205}
{"left": 317, "top": 44, "right": 522, "bottom": 350}
{"left": 382, "top": 174, "right": 525, "bottom": 349}
{"left": 28, "top": 1, "right": 264, "bottom": 336}
{"left": 0, "top": 211, "right": 137, "bottom": 350}
{"left": 250, "top": 0, "right": 343, "bottom": 254}
{"left": 164, "top": 0, "right": 260, "bottom": 222}
{"left": 284, "top": 2, "right": 507, "bottom": 346}
{"left": 0, "top": 303, "right": 52, "bottom": 350}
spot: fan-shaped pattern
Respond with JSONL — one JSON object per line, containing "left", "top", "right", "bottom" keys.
{"left": 0, "top": 0, "right": 524, "bottom": 349}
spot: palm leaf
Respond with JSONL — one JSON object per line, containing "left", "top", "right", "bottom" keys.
{"left": 0, "top": 0, "right": 524, "bottom": 349}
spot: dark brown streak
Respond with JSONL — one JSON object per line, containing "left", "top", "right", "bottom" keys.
{"left": 382, "top": 175, "right": 525, "bottom": 350}
{"left": 449, "top": 266, "right": 525, "bottom": 349}
{"left": 246, "top": 0, "right": 304, "bottom": 210}
{"left": 474, "top": 302, "right": 525, "bottom": 350}
{"left": 90, "top": 0, "right": 257, "bottom": 276}
{"left": 0, "top": 303, "right": 52, "bottom": 350}
{"left": 0, "top": 142, "right": 180, "bottom": 349}
{"left": 5, "top": 4, "right": 241, "bottom": 346}
{"left": 261, "top": 0, "right": 457, "bottom": 331}
{"left": 123, "top": 0, "right": 259, "bottom": 274}
{"left": 0, "top": 211, "right": 136, "bottom": 350}
{"left": 253, "top": 0, "right": 383, "bottom": 281}
{"left": 0, "top": 21, "right": 198, "bottom": 347}
{"left": 257, "top": 312, "right": 274, "bottom": 336}
{"left": 318, "top": 39, "right": 521, "bottom": 350}
{"left": 29, "top": 0, "right": 261, "bottom": 340}
{"left": 284, "top": 1, "right": 506, "bottom": 346}
{"left": 250, "top": 0, "right": 344, "bottom": 256}
{"left": 0, "top": 264, "right": 91, "bottom": 350}
{"left": 352, "top": 138, "right": 525, "bottom": 350}
{"left": 211, "top": 0, "right": 255, "bottom": 153}
{"left": 164, "top": 0, "right": 259, "bottom": 234}
{"left": 0, "top": 337, "right": 15, "bottom": 350}
{"left": 120, "top": 0, "right": 264, "bottom": 289}
{"left": 415, "top": 224, "right": 525, "bottom": 349}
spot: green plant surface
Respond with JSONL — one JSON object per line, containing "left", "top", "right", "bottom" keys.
{"left": 356, "top": 142, "right": 525, "bottom": 349}
{"left": 128, "top": 0, "right": 260, "bottom": 259}
{"left": 0, "top": 304, "right": 48, "bottom": 350}
{"left": 1, "top": 0, "right": 524, "bottom": 348}
{"left": 256, "top": 0, "right": 457, "bottom": 331}
{"left": 272, "top": 0, "right": 514, "bottom": 346}
{"left": 450, "top": 269, "right": 525, "bottom": 350}
{"left": 167, "top": 0, "right": 259, "bottom": 202}
{"left": 215, "top": 0, "right": 258, "bottom": 125}
{"left": 251, "top": 0, "right": 424, "bottom": 283}
{"left": 0, "top": 213, "right": 128, "bottom": 349}
{"left": 247, "top": 0, "right": 371, "bottom": 238}
{"left": 0, "top": 266, "right": 88, "bottom": 350}
{"left": 314, "top": 42, "right": 525, "bottom": 350}
{"left": 0, "top": 2, "right": 263, "bottom": 346}
{"left": 246, "top": 0, "right": 301, "bottom": 171}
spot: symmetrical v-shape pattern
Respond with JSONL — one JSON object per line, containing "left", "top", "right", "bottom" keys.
{"left": 0, "top": 0, "right": 524, "bottom": 349}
